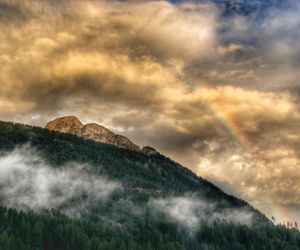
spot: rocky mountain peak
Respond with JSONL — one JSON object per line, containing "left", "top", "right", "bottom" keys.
{"left": 45, "top": 116, "right": 84, "bottom": 134}
{"left": 45, "top": 116, "right": 141, "bottom": 151}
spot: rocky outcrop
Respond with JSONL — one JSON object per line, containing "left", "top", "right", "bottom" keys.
{"left": 45, "top": 116, "right": 141, "bottom": 151}
{"left": 142, "top": 146, "right": 158, "bottom": 156}
{"left": 45, "top": 116, "right": 84, "bottom": 134}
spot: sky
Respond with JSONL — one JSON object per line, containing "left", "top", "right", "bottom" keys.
{"left": 0, "top": 0, "right": 299, "bottom": 223}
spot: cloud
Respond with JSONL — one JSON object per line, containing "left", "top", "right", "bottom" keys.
{"left": 0, "top": 0, "right": 217, "bottom": 116}
{"left": 0, "top": 145, "right": 119, "bottom": 216}
{"left": 197, "top": 139, "right": 300, "bottom": 222}
{"left": 0, "top": 0, "right": 300, "bottom": 223}
{"left": 150, "top": 195, "right": 254, "bottom": 233}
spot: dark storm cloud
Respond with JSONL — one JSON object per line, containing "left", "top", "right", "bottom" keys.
{"left": 0, "top": 1, "right": 27, "bottom": 22}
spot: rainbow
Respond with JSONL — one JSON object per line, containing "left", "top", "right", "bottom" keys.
{"left": 206, "top": 101, "right": 253, "bottom": 151}
{"left": 186, "top": 80, "right": 297, "bottom": 224}
{"left": 206, "top": 98, "right": 298, "bottom": 224}
{"left": 183, "top": 76, "right": 253, "bottom": 151}
{"left": 265, "top": 197, "right": 297, "bottom": 226}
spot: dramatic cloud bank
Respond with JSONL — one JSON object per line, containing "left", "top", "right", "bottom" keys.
{"left": 0, "top": 0, "right": 300, "bottom": 222}
{"left": 0, "top": 146, "right": 119, "bottom": 216}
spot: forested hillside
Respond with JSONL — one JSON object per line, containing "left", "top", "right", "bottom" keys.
{"left": 0, "top": 121, "right": 299, "bottom": 250}
{"left": 0, "top": 121, "right": 261, "bottom": 210}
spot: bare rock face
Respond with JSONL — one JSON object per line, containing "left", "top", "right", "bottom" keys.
{"left": 45, "top": 116, "right": 84, "bottom": 134}
{"left": 45, "top": 116, "right": 141, "bottom": 151}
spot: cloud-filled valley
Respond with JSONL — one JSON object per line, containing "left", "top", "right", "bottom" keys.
{"left": 0, "top": 0, "right": 300, "bottom": 223}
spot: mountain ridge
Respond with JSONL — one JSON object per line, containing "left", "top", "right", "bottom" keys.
{"left": 0, "top": 119, "right": 269, "bottom": 224}
{"left": 46, "top": 116, "right": 141, "bottom": 152}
